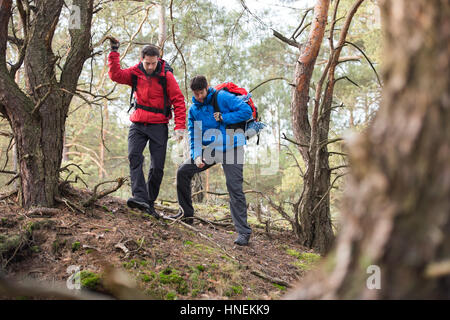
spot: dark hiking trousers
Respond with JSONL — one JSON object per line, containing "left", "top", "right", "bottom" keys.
{"left": 128, "top": 122, "right": 168, "bottom": 207}
{"left": 177, "top": 146, "right": 251, "bottom": 236}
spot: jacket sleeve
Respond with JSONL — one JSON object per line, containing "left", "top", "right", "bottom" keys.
{"left": 166, "top": 72, "right": 186, "bottom": 130}
{"left": 219, "top": 92, "right": 253, "bottom": 125}
{"left": 107, "top": 51, "right": 133, "bottom": 86}
{"left": 188, "top": 108, "right": 202, "bottom": 160}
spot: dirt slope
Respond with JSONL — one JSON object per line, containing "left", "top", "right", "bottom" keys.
{"left": 0, "top": 188, "right": 320, "bottom": 300}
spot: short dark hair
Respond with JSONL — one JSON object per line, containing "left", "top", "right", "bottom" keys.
{"left": 141, "top": 45, "right": 160, "bottom": 58}
{"left": 190, "top": 75, "right": 208, "bottom": 91}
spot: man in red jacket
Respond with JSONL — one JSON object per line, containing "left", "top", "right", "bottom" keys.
{"left": 108, "top": 40, "right": 186, "bottom": 218}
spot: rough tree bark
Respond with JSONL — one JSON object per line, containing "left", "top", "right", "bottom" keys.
{"left": 0, "top": 0, "right": 94, "bottom": 208}
{"left": 291, "top": 0, "right": 335, "bottom": 254}
{"left": 285, "top": 0, "right": 450, "bottom": 299}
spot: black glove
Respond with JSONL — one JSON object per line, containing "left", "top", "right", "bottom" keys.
{"left": 109, "top": 38, "right": 120, "bottom": 52}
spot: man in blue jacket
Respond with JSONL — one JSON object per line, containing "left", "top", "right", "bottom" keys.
{"left": 169, "top": 75, "right": 253, "bottom": 246}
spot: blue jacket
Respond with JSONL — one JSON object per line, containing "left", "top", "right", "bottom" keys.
{"left": 188, "top": 87, "right": 253, "bottom": 160}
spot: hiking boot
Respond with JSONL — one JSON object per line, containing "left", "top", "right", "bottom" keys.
{"left": 234, "top": 233, "right": 250, "bottom": 246}
{"left": 127, "top": 198, "right": 150, "bottom": 211}
{"left": 168, "top": 210, "right": 194, "bottom": 225}
{"left": 146, "top": 206, "right": 161, "bottom": 220}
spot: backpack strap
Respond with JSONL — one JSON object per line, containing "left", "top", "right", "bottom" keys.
{"left": 158, "top": 60, "right": 174, "bottom": 118}
{"left": 128, "top": 74, "right": 138, "bottom": 113}
{"left": 211, "top": 89, "right": 221, "bottom": 114}
{"left": 128, "top": 61, "right": 173, "bottom": 117}
{"left": 158, "top": 72, "right": 170, "bottom": 117}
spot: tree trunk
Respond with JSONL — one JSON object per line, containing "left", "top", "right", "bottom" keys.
{"left": 12, "top": 95, "right": 66, "bottom": 208}
{"left": 285, "top": 0, "right": 450, "bottom": 299}
{"left": 0, "top": 0, "right": 94, "bottom": 209}
{"left": 158, "top": 0, "right": 167, "bottom": 55}
{"left": 291, "top": 0, "right": 330, "bottom": 163}
{"left": 291, "top": 0, "right": 334, "bottom": 254}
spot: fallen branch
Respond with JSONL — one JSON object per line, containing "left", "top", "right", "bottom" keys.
{"left": 250, "top": 269, "right": 292, "bottom": 288}
{"left": 114, "top": 242, "right": 129, "bottom": 256}
{"left": 191, "top": 189, "right": 264, "bottom": 198}
{"left": 154, "top": 204, "right": 178, "bottom": 214}
{"left": 54, "top": 196, "right": 85, "bottom": 214}
{"left": 191, "top": 216, "right": 233, "bottom": 228}
{"left": 27, "top": 207, "right": 60, "bottom": 217}
{"left": 162, "top": 216, "right": 237, "bottom": 261}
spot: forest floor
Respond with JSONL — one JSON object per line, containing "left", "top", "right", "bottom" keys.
{"left": 0, "top": 187, "right": 320, "bottom": 300}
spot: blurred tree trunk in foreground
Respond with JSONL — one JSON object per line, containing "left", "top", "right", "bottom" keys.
{"left": 285, "top": 0, "right": 450, "bottom": 299}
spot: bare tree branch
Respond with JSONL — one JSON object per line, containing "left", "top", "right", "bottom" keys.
{"left": 82, "top": 177, "right": 127, "bottom": 207}
{"left": 344, "top": 40, "right": 382, "bottom": 87}
{"left": 249, "top": 77, "right": 291, "bottom": 93}
{"left": 291, "top": 7, "right": 313, "bottom": 39}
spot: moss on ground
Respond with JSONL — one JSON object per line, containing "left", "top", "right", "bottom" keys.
{"left": 79, "top": 271, "right": 103, "bottom": 291}
{"left": 287, "top": 249, "right": 321, "bottom": 271}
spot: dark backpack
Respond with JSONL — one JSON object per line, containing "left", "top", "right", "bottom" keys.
{"left": 128, "top": 60, "right": 173, "bottom": 117}
{"left": 211, "top": 82, "right": 265, "bottom": 144}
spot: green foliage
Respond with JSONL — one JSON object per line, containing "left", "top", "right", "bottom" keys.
{"left": 158, "top": 267, "right": 183, "bottom": 285}
{"left": 225, "top": 285, "right": 243, "bottom": 297}
{"left": 287, "top": 249, "right": 321, "bottom": 271}
{"left": 158, "top": 267, "right": 188, "bottom": 295}
{"left": 79, "top": 271, "right": 103, "bottom": 290}
{"left": 71, "top": 241, "right": 81, "bottom": 252}
{"left": 165, "top": 291, "right": 177, "bottom": 300}
{"left": 141, "top": 273, "right": 152, "bottom": 282}
{"left": 273, "top": 283, "right": 286, "bottom": 291}
{"left": 196, "top": 264, "right": 206, "bottom": 272}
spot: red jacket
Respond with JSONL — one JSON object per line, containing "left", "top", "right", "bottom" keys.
{"left": 108, "top": 51, "right": 186, "bottom": 130}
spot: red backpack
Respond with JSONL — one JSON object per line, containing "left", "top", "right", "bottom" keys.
{"left": 211, "top": 82, "right": 265, "bottom": 144}
{"left": 213, "top": 82, "right": 258, "bottom": 120}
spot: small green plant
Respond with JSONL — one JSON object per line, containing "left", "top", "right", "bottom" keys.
{"left": 141, "top": 274, "right": 152, "bottom": 282}
{"left": 71, "top": 241, "right": 81, "bottom": 252}
{"left": 79, "top": 271, "right": 102, "bottom": 290}
{"left": 158, "top": 267, "right": 183, "bottom": 284}
{"left": 196, "top": 265, "right": 206, "bottom": 272}
{"left": 183, "top": 240, "right": 193, "bottom": 246}
{"left": 225, "top": 285, "right": 243, "bottom": 297}
{"left": 139, "top": 260, "right": 148, "bottom": 267}
{"left": 273, "top": 283, "right": 286, "bottom": 291}
{"left": 286, "top": 248, "right": 301, "bottom": 258}
{"left": 122, "top": 259, "right": 137, "bottom": 269}
{"left": 292, "top": 252, "right": 321, "bottom": 271}
{"left": 158, "top": 267, "right": 188, "bottom": 295}
{"left": 165, "top": 291, "right": 177, "bottom": 300}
